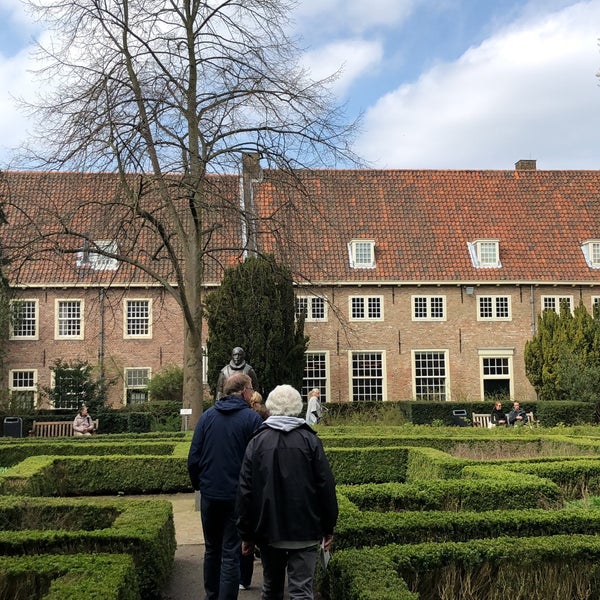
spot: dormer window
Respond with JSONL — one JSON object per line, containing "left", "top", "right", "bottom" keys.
{"left": 348, "top": 239, "right": 375, "bottom": 269}
{"left": 582, "top": 240, "right": 600, "bottom": 268}
{"left": 77, "top": 239, "right": 119, "bottom": 271}
{"left": 468, "top": 239, "right": 501, "bottom": 269}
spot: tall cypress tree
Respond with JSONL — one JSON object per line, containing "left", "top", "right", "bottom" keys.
{"left": 205, "top": 255, "right": 308, "bottom": 400}
{"left": 525, "top": 300, "right": 600, "bottom": 402}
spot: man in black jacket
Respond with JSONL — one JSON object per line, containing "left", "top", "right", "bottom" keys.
{"left": 237, "top": 384, "right": 338, "bottom": 600}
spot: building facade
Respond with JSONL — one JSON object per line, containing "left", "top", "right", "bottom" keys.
{"left": 3, "top": 161, "right": 600, "bottom": 409}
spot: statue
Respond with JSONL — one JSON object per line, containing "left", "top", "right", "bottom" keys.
{"left": 216, "top": 347, "right": 259, "bottom": 399}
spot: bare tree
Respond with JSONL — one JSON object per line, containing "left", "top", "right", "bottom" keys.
{"left": 4, "top": 0, "right": 361, "bottom": 424}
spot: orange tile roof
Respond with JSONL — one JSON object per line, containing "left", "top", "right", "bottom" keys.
{"left": 2, "top": 168, "right": 600, "bottom": 286}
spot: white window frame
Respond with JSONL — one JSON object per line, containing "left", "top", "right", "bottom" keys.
{"left": 477, "top": 295, "right": 511, "bottom": 321}
{"left": 9, "top": 299, "right": 39, "bottom": 340}
{"left": 582, "top": 240, "right": 600, "bottom": 268}
{"left": 349, "top": 295, "right": 384, "bottom": 321}
{"left": 77, "top": 239, "right": 119, "bottom": 271}
{"left": 348, "top": 239, "right": 376, "bottom": 269}
{"left": 303, "top": 351, "right": 329, "bottom": 403}
{"left": 124, "top": 367, "right": 151, "bottom": 404}
{"left": 541, "top": 295, "right": 573, "bottom": 315}
{"left": 124, "top": 299, "right": 152, "bottom": 339}
{"left": 348, "top": 350, "right": 386, "bottom": 402}
{"left": 468, "top": 239, "right": 501, "bottom": 268}
{"left": 478, "top": 348, "right": 514, "bottom": 401}
{"left": 412, "top": 295, "right": 446, "bottom": 321}
{"left": 55, "top": 299, "right": 84, "bottom": 339}
{"left": 592, "top": 296, "right": 600, "bottom": 315}
{"left": 412, "top": 349, "right": 449, "bottom": 401}
{"left": 50, "top": 367, "right": 86, "bottom": 410}
{"left": 296, "top": 296, "right": 327, "bottom": 322}
{"left": 9, "top": 369, "right": 38, "bottom": 409}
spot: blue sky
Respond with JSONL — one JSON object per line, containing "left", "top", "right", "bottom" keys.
{"left": 1, "top": 0, "right": 599, "bottom": 170}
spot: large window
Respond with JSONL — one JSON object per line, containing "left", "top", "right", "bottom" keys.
{"left": 10, "top": 300, "right": 38, "bottom": 339}
{"left": 477, "top": 296, "right": 511, "bottom": 321}
{"left": 413, "top": 350, "right": 448, "bottom": 401}
{"left": 124, "top": 299, "right": 152, "bottom": 338}
{"left": 350, "top": 296, "right": 383, "bottom": 321}
{"left": 125, "top": 368, "right": 151, "bottom": 404}
{"left": 350, "top": 351, "right": 384, "bottom": 401}
{"left": 302, "top": 352, "right": 328, "bottom": 402}
{"left": 479, "top": 349, "right": 513, "bottom": 400}
{"left": 412, "top": 296, "right": 446, "bottom": 321}
{"left": 56, "top": 300, "right": 84, "bottom": 339}
{"left": 541, "top": 295, "right": 573, "bottom": 315}
{"left": 51, "top": 367, "right": 86, "bottom": 410}
{"left": 296, "top": 296, "right": 327, "bottom": 322}
{"left": 9, "top": 370, "right": 37, "bottom": 410}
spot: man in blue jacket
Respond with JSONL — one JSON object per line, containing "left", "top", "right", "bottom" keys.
{"left": 188, "top": 373, "right": 263, "bottom": 600}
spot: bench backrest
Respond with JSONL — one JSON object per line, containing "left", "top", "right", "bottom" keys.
{"left": 471, "top": 413, "right": 491, "bottom": 428}
{"left": 31, "top": 419, "right": 99, "bottom": 437}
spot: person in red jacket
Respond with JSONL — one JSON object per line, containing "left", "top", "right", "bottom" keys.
{"left": 237, "top": 384, "right": 338, "bottom": 600}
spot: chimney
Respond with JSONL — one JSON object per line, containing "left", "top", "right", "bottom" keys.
{"left": 241, "top": 153, "right": 262, "bottom": 257}
{"left": 515, "top": 159, "right": 536, "bottom": 171}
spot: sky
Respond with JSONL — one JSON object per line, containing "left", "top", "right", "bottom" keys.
{"left": 0, "top": 0, "right": 599, "bottom": 170}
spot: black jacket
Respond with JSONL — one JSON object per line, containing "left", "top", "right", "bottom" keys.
{"left": 236, "top": 416, "right": 338, "bottom": 546}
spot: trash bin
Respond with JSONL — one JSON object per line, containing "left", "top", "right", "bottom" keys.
{"left": 452, "top": 409, "right": 468, "bottom": 427}
{"left": 3, "top": 416, "right": 23, "bottom": 438}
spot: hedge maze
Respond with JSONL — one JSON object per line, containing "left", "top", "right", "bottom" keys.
{"left": 3, "top": 428, "right": 600, "bottom": 598}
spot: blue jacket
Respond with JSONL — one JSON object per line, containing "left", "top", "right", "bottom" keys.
{"left": 187, "top": 395, "right": 263, "bottom": 501}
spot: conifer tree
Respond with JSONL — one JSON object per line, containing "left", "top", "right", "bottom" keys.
{"left": 525, "top": 300, "right": 600, "bottom": 402}
{"left": 205, "top": 255, "right": 308, "bottom": 399}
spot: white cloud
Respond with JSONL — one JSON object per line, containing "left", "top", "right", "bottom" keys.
{"left": 295, "top": 0, "right": 419, "bottom": 34}
{"left": 301, "top": 39, "right": 384, "bottom": 97}
{"left": 357, "top": 0, "right": 600, "bottom": 169}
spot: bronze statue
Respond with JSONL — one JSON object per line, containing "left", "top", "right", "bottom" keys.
{"left": 216, "top": 347, "right": 259, "bottom": 399}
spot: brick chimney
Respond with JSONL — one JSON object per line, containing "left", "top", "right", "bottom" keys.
{"left": 515, "top": 159, "right": 536, "bottom": 171}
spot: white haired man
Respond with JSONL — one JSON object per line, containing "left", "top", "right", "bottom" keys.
{"left": 236, "top": 384, "right": 338, "bottom": 599}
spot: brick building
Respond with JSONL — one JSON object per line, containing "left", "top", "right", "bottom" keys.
{"left": 3, "top": 160, "right": 600, "bottom": 409}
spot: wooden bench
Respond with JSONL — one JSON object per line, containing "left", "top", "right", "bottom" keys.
{"left": 30, "top": 419, "right": 99, "bottom": 437}
{"left": 472, "top": 413, "right": 492, "bottom": 428}
{"left": 472, "top": 412, "right": 537, "bottom": 428}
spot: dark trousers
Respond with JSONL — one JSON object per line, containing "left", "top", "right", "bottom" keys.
{"left": 260, "top": 544, "right": 318, "bottom": 600}
{"left": 200, "top": 496, "right": 241, "bottom": 600}
{"left": 239, "top": 547, "right": 254, "bottom": 587}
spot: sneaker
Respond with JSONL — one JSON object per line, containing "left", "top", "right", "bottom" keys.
{"left": 239, "top": 584, "right": 249, "bottom": 590}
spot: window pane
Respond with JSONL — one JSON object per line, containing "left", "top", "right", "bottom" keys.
{"left": 11, "top": 301, "right": 36, "bottom": 337}
{"left": 311, "top": 298, "right": 325, "bottom": 320}
{"left": 351, "top": 297, "right": 365, "bottom": 319}
{"left": 302, "top": 353, "right": 327, "bottom": 403}
{"left": 414, "top": 352, "right": 447, "bottom": 401}
{"left": 430, "top": 297, "right": 444, "bottom": 319}
{"left": 58, "top": 301, "right": 81, "bottom": 337}
{"left": 367, "top": 297, "right": 381, "bottom": 319}
{"left": 352, "top": 352, "right": 383, "bottom": 402}
{"left": 127, "top": 301, "right": 150, "bottom": 336}
{"left": 414, "top": 297, "right": 427, "bottom": 319}
{"left": 125, "top": 368, "right": 150, "bottom": 404}
{"left": 495, "top": 297, "right": 509, "bottom": 318}
{"left": 479, "top": 297, "right": 493, "bottom": 319}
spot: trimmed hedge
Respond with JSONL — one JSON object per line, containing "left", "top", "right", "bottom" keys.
{"left": 0, "top": 553, "right": 139, "bottom": 600}
{"left": 329, "top": 534, "right": 600, "bottom": 600}
{"left": 0, "top": 496, "right": 174, "bottom": 599}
